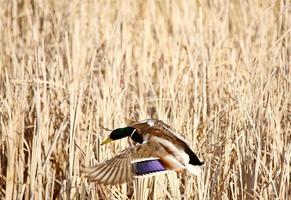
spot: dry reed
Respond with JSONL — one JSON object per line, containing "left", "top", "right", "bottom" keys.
{"left": 0, "top": 0, "right": 290, "bottom": 199}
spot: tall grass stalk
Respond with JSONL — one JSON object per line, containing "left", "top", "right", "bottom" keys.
{"left": 0, "top": 0, "right": 290, "bottom": 199}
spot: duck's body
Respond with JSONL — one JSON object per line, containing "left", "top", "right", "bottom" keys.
{"left": 130, "top": 119, "right": 203, "bottom": 168}
{"left": 85, "top": 119, "right": 204, "bottom": 185}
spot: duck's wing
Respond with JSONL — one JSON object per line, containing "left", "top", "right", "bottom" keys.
{"left": 129, "top": 119, "right": 191, "bottom": 144}
{"left": 83, "top": 148, "right": 134, "bottom": 185}
{"left": 146, "top": 120, "right": 192, "bottom": 146}
{"left": 129, "top": 119, "right": 158, "bottom": 130}
{"left": 83, "top": 140, "right": 185, "bottom": 185}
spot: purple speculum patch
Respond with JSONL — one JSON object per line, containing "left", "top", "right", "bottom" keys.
{"left": 133, "top": 159, "right": 165, "bottom": 175}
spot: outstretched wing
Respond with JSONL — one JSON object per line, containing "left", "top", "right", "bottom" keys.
{"left": 83, "top": 148, "right": 134, "bottom": 185}
{"left": 83, "top": 140, "right": 185, "bottom": 185}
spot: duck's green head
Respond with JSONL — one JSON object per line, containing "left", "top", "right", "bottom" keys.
{"left": 101, "top": 127, "right": 137, "bottom": 145}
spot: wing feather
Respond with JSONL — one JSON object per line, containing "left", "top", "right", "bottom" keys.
{"left": 130, "top": 119, "right": 192, "bottom": 146}
{"left": 84, "top": 140, "right": 180, "bottom": 185}
{"left": 87, "top": 157, "right": 117, "bottom": 181}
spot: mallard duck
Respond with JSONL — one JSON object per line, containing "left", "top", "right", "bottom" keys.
{"left": 85, "top": 119, "right": 204, "bottom": 185}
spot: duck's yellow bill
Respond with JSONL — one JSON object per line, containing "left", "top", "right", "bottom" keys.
{"left": 101, "top": 137, "right": 113, "bottom": 145}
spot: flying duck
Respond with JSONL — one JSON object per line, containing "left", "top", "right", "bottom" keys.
{"left": 84, "top": 119, "right": 204, "bottom": 185}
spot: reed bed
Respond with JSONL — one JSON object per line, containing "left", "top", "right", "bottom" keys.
{"left": 0, "top": 0, "right": 290, "bottom": 199}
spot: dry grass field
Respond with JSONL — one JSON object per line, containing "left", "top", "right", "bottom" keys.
{"left": 0, "top": 0, "right": 290, "bottom": 199}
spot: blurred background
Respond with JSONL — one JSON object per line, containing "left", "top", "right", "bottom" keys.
{"left": 0, "top": 0, "right": 290, "bottom": 199}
